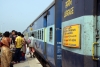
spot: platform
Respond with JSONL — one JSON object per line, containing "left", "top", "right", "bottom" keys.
{"left": 14, "top": 55, "right": 42, "bottom": 67}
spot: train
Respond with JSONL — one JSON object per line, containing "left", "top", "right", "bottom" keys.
{"left": 23, "top": 0, "right": 100, "bottom": 67}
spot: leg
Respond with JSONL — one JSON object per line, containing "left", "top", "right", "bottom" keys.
{"left": 29, "top": 47, "right": 32, "bottom": 58}
{"left": 14, "top": 48, "right": 19, "bottom": 62}
{"left": 17, "top": 48, "right": 21, "bottom": 62}
{"left": 32, "top": 47, "right": 35, "bottom": 58}
{"left": 14, "top": 48, "right": 21, "bottom": 63}
{"left": 1, "top": 47, "right": 12, "bottom": 67}
{"left": 22, "top": 53, "right": 25, "bottom": 61}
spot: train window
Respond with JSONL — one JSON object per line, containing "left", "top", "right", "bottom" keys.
{"left": 42, "top": 29, "right": 43, "bottom": 40}
{"left": 30, "top": 32, "right": 32, "bottom": 37}
{"left": 36, "top": 31, "right": 37, "bottom": 39}
{"left": 33, "top": 32, "right": 34, "bottom": 38}
{"left": 34, "top": 31, "right": 37, "bottom": 38}
{"left": 38, "top": 30, "right": 39, "bottom": 39}
{"left": 49, "top": 27, "right": 53, "bottom": 42}
{"left": 32, "top": 32, "right": 35, "bottom": 38}
{"left": 29, "top": 33, "right": 31, "bottom": 37}
{"left": 40, "top": 30, "right": 41, "bottom": 39}
{"left": 36, "top": 31, "right": 38, "bottom": 39}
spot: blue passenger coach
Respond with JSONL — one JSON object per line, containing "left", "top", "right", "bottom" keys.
{"left": 23, "top": 0, "right": 100, "bottom": 67}
{"left": 23, "top": 1, "right": 62, "bottom": 67}
{"left": 61, "top": 0, "right": 100, "bottom": 67}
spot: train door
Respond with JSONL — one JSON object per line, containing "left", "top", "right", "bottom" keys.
{"left": 43, "top": 14, "right": 47, "bottom": 58}
{"left": 93, "top": 0, "right": 100, "bottom": 67}
{"left": 55, "top": 0, "right": 62, "bottom": 67}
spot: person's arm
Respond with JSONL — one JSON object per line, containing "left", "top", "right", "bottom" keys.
{"left": 22, "top": 38, "right": 24, "bottom": 45}
{"left": 15, "top": 37, "right": 17, "bottom": 47}
{"left": 1, "top": 38, "right": 9, "bottom": 48}
{"left": 8, "top": 38, "right": 11, "bottom": 47}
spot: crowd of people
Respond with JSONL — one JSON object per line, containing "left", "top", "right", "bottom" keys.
{"left": 0, "top": 30, "right": 35, "bottom": 67}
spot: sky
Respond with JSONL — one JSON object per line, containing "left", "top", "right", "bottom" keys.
{"left": 0, "top": 0, "right": 54, "bottom": 33}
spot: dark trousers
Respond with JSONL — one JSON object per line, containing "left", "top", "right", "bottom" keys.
{"left": 14, "top": 48, "right": 21, "bottom": 62}
{"left": 20, "top": 52, "right": 25, "bottom": 61}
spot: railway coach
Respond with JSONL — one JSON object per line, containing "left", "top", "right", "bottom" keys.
{"left": 23, "top": 1, "right": 62, "bottom": 67}
{"left": 62, "top": 0, "right": 100, "bottom": 67}
{"left": 23, "top": 0, "right": 100, "bottom": 67}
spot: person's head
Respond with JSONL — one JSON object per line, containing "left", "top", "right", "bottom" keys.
{"left": 21, "top": 34, "right": 24, "bottom": 37}
{"left": 17, "top": 32, "right": 21, "bottom": 36}
{"left": 11, "top": 30, "right": 15, "bottom": 35}
{"left": 15, "top": 31, "right": 17, "bottom": 35}
{"left": 4, "top": 31, "right": 10, "bottom": 37}
{"left": 31, "top": 33, "right": 34, "bottom": 37}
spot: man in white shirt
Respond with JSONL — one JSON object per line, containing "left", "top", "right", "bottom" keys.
{"left": 28, "top": 33, "right": 35, "bottom": 58}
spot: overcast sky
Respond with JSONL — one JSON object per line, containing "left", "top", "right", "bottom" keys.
{"left": 0, "top": 0, "right": 54, "bottom": 33}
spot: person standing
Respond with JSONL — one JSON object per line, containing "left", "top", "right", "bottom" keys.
{"left": 21, "top": 34, "right": 26, "bottom": 61}
{"left": 28, "top": 33, "right": 35, "bottom": 58}
{"left": 10, "top": 30, "right": 17, "bottom": 49}
{"left": 11, "top": 31, "right": 17, "bottom": 64}
{"left": 14, "top": 32, "right": 23, "bottom": 63}
{"left": 1, "top": 31, "right": 12, "bottom": 67}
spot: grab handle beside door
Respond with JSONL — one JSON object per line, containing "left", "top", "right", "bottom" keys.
{"left": 92, "top": 42, "right": 99, "bottom": 60}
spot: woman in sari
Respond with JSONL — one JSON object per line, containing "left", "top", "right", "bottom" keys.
{"left": 1, "top": 31, "right": 12, "bottom": 67}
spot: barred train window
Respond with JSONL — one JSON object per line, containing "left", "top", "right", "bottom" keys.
{"left": 30, "top": 32, "right": 32, "bottom": 37}
{"left": 32, "top": 32, "right": 34, "bottom": 36}
{"left": 33, "top": 32, "right": 35, "bottom": 38}
{"left": 29, "top": 33, "right": 31, "bottom": 37}
{"left": 42, "top": 29, "right": 43, "bottom": 40}
{"left": 49, "top": 27, "right": 53, "bottom": 42}
{"left": 36, "top": 31, "right": 38, "bottom": 39}
{"left": 34, "top": 31, "right": 37, "bottom": 38}
{"left": 34, "top": 31, "right": 38, "bottom": 38}
{"left": 38, "top": 30, "right": 39, "bottom": 39}
{"left": 40, "top": 30, "right": 41, "bottom": 39}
